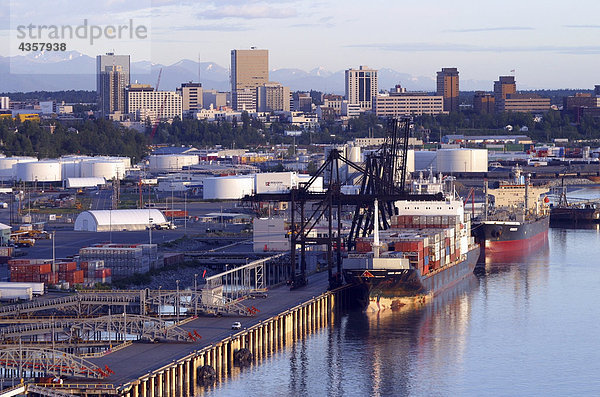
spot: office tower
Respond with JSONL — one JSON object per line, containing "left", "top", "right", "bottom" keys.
{"left": 345, "top": 66, "right": 378, "bottom": 111}
{"left": 473, "top": 91, "right": 495, "bottom": 114}
{"left": 231, "top": 48, "right": 269, "bottom": 111}
{"left": 595, "top": 85, "right": 600, "bottom": 96}
{"left": 257, "top": 82, "right": 290, "bottom": 112}
{"left": 493, "top": 76, "right": 516, "bottom": 111}
{"left": 96, "top": 53, "right": 130, "bottom": 117}
{"left": 374, "top": 84, "right": 444, "bottom": 117}
{"left": 436, "top": 68, "right": 459, "bottom": 112}
{"left": 177, "top": 82, "right": 203, "bottom": 115}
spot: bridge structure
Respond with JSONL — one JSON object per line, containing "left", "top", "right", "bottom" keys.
{"left": 0, "top": 347, "right": 111, "bottom": 380}
{"left": 0, "top": 314, "right": 195, "bottom": 344}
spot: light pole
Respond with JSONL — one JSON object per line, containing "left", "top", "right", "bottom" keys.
{"left": 158, "top": 285, "right": 162, "bottom": 319}
{"left": 148, "top": 217, "right": 153, "bottom": 245}
{"left": 184, "top": 191, "right": 187, "bottom": 235}
{"left": 175, "top": 280, "right": 180, "bottom": 322}
{"left": 52, "top": 230, "right": 56, "bottom": 275}
{"left": 194, "top": 273, "right": 198, "bottom": 316}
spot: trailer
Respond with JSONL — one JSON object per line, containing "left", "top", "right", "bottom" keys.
{"left": 0, "top": 281, "right": 45, "bottom": 295}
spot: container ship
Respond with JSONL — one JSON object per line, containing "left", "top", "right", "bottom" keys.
{"left": 472, "top": 166, "right": 550, "bottom": 255}
{"left": 344, "top": 173, "right": 481, "bottom": 312}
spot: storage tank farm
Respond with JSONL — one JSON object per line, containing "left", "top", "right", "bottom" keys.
{"left": 436, "top": 148, "right": 488, "bottom": 173}
{"left": 0, "top": 155, "right": 133, "bottom": 184}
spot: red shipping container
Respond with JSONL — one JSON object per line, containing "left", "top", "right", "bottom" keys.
{"left": 58, "top": 262, "right": 77, "bottom": 272}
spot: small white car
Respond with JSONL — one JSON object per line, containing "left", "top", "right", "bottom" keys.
{"left": 231, "top": 322, "right": 242, "bottom": 330}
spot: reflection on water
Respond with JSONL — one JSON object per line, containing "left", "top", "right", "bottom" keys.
{"left": 200, "top": 226, "right": 600, "bottom": 397}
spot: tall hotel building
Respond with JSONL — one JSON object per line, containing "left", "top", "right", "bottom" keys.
{"left": 231, "top": 49, "right": 269, "bottom": 111}
{"left": 345, "top": 66, "right": 378, "bottom": 111}
{"left": 436, "top": 68, "right": 459, "bottom": 113}
{"left": 97, "top": 53, "right": 130, "bottom": 117}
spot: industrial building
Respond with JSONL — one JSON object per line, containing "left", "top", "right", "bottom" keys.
{"left": 74, "top": 209, "right": 167, "bottom": 232}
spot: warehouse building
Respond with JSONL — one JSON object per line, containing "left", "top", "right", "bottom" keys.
{"left": 74, "top": 209, "right": 167, "bottom": 232}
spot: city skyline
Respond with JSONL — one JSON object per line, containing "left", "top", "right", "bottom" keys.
{"left": 1, "top": 0, "right": 600, "bottom": 89}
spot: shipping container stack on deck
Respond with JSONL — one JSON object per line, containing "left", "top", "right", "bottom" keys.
{"left": 354, "top": 214, "right": 474, "bottom": 277}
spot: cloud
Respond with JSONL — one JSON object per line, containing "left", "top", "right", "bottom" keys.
{"left": 347, "top": 42, "right": 600, "bottom": 55}
{"left": 563, "top": 24, "right": 600, "bottom": 29}
{"left": 447, "top": 26, "right": 534, "bottom": 33}
{"left": 200, "top": 4, "right": 297, "bottom": 20}
{"left": 170, "top": 25, "right": 251, "bottom": 32}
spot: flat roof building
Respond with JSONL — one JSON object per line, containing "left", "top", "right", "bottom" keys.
{"left": 374, "top": 88, "right": 445, "bottom": 116}
{"left": 473, "top": 91, "right": 495, "bottom": 114}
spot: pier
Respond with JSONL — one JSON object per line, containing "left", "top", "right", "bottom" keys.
{"left": 0, "top": 268, "right": 353, "bottom": 396}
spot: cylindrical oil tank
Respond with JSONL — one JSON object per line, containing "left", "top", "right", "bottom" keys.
{"left": 59, "top": 156, "right": 90, "bottom": 179}
{"left": 16, "top": 160, "right": 62, "bottom": 182}
{"left": 148, "top": 155, "right": 199, "bottom": 172}
{"left": 414, "top": 150, "right": 438, "bottom": 171}
{"left": 0, "top": 157, "right": 37, "bottom": 180}
{"left": 346, "top": 145, "right": 362, "bottom": 163}
{"left": 436, "top": 149, "right": 488, "bottom": 173}
{"left": 81, "top": 160, "right": 124, "bottom": 180}
{"left": 203, "top": 176, "right": 254, "bottom": 200}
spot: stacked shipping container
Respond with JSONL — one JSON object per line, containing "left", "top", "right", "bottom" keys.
{"left": 354, "top": 214, "right": 475, "bottom": 276}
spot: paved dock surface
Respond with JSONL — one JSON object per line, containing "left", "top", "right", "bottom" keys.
{"left": 88, "top": 271, "right": 330, "bottom": 386}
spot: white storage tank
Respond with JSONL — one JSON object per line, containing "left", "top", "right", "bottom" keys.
{"left": 436, "top": 148, "right": 488, "bottom": 173}
{"left": 16, "top": 160, "right": 61, "bottom": 182}
{"left": 0, "top": 157, "right": 37, "bottom": 180}
{"left": 81, "top": 160, "right": 125, "bottom": 180}
{"left": 414, "top": 150, "right": 438, "bottom": 171}
{"left": 203, "top": 176, "right": 254, "bottom": 200}
{"left": 148, "top": 155, "right": 199, "bottom": 172}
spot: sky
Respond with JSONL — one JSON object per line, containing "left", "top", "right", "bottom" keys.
{"left": 1, "top": 0, "right": 600, "bottom": 89}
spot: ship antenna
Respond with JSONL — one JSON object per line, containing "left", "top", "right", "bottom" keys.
{"left": 373, "top": 199, "right": 380, "bottom": 258}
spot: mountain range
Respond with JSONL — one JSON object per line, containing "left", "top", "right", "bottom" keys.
{"left": 0, "top": 51, "right": 492, "bottom": 93}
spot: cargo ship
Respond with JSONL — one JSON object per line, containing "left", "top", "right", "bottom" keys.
{"left": 344, "top": 173, "right": 481, "bottom": 312}
{"left": 472, "top": 166, "right": 550, "bottom": 254}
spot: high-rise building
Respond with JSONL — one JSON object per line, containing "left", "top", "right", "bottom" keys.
{"left": 345, "top": 66, "right": 378, "bottom": 111}
{"left": 595, "top": 85, "right": 600, "bottom": 96}
{"left": 473, "top": 91, "right": 495, "bottom": 114}
{"left": 436, "top": 68, "right": 459, "bottom": 113}
{"left": 177, "top": 82, "right": 203, "bottom": 115}
{"left": 97, "top": 53, "right": 130, "bottom": 117}
{"left": 493, "top": 76, "right": 516, "bottom": 111}
{"left": 257, "top": 82, "right": 290, "bottom": 112}
{"left": 231, "top": 48, "right": 269, "bottom": 111}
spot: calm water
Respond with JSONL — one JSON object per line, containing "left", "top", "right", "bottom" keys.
{"left": 200, "top": 187, "right": 600, "bottom": 397}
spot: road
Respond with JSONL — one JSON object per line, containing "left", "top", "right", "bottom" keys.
{"left": 89, "top": 271, "right": 330, "bottom": 386}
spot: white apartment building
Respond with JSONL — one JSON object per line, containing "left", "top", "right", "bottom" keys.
{"left": 126, "top": 85, "right": 182, "bottom": 123}
{"left": 374, "top": 92, "right": 445, "bottom": 116}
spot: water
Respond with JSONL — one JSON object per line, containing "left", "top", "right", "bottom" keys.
{"left": 200, "top": 188, "right": 600, "bottom": 397}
